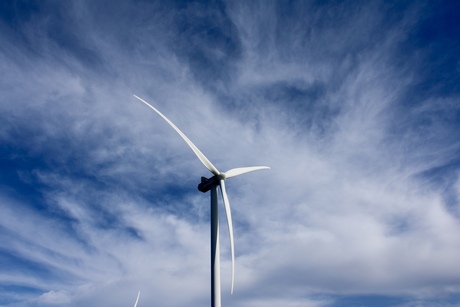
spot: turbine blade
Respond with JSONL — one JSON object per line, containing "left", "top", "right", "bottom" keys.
{"left": 133, "top": 95, "right": 219, "bottom": 176}
{"left": 133, "top": 291, "right": 140, "bottom": 307}
{"left": 224, "top": 166, "right": 270, "bottom": 179}
{"left": 219, "top": 179, "right": 235, "bottom": 294}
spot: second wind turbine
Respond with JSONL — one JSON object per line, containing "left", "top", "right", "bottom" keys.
{"left": 134, "top": 95, "right": 269, "bottom": 307}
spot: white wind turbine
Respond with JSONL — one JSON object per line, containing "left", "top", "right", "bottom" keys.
{"left": 133, "top": 291, "right": 140, "bottom": 307}
{"left": 133, "top": 95, "right": 269, "bottom": 307}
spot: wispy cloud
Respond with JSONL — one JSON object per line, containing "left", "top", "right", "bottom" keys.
{"left": 1, "top": 0, "right": 460, "bottom": 306}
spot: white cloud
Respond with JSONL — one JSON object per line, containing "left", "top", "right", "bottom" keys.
{"left": 37, "top": 290, "right": 72, "bottom": 304}
{"left": 1, "top": 1, "right": 460, "bottom": 306}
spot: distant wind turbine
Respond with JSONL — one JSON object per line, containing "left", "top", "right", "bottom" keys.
{"left": 133, "top": 95, "right": 269, "bottom": 306}
{"left": 133, "top": 291, "right": 140, "bottom": 307}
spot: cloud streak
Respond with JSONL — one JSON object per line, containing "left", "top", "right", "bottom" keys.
{"left": 1, "top": 0, "right": 460, "bottom": 306}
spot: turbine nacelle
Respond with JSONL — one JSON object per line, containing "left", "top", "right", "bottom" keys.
{"left": 198, "top": 176, "right": 220, "bottom": 193}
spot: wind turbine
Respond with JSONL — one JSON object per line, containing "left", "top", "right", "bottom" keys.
{"left": 133, "top": 291, "right": 140, "bottom": 307}
{"left": 133, "top": 95, "right": 269, "bottom": 306}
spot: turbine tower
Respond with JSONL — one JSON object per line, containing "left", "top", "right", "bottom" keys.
{"left": 133, "top": 95, "right": 269, "bottom": 306}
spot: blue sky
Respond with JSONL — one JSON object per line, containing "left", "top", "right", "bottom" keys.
{"left": 1, "top": 0, "right": 460, "bottom": 306}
